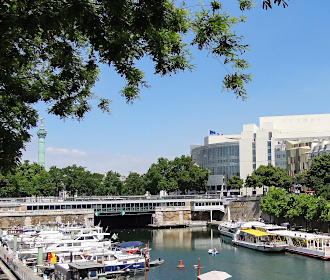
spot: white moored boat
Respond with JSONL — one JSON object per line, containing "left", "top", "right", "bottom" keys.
{"left": 218, "top": 222, "right": 242, "bottom": 238}
{"left": 272, "top": 230, "right": 330, "bottom": 260}
{"left": 233, "top": 228, "right": 288, "bottom": 252}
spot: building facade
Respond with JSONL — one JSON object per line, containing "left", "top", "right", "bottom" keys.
{"left": 191, "top": 113, "right": 330, "bottom": 195}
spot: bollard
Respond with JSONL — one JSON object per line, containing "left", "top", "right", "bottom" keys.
{"left": 177, "top": 260, "right": 184, "bottom": 269}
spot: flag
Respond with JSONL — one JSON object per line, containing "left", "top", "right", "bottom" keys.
{"left": 209, "top": 130, "right": 220, "bottom": 135}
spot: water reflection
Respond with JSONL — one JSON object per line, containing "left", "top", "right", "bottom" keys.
{"left": 152, "top": 227, "right": 218, "bottom": 250}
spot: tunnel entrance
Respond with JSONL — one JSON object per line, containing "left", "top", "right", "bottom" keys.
{"left": 95, "top": 213, "right": 153, "bottom": 229}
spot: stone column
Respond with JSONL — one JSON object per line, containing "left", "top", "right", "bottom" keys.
{"left": 37, "top": 118, "right": 47, "bottom": 167}
{"left": 179, "top": 210, "right": 184, "bottom": 224}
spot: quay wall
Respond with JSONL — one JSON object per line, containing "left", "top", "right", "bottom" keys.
{"left": 222, "top": 198, "right": 262, "bottom": 222}
{"left": 0, "top": 209, "right": 94, "bottom": 228}
{"left": 153, "top": 206, "right": 192, "bottom": 227}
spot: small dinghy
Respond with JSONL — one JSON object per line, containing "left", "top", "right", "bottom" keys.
{"left": 149, "top": 258, "right": 165, "bottom": 267}
{"left": 208, "top": 248, "right": 219, "bottom": 255}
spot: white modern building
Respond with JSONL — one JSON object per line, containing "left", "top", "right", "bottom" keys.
{"left": 191, "top": 113, "right": 330, "bottom": 195}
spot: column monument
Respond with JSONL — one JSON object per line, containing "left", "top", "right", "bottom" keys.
{"left": 37, "top": 117, "right": 47, "bottom": 167}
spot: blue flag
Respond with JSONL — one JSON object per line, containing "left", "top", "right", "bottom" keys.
{"left": 209, "top": 130, "right": 220, "bottom": 135}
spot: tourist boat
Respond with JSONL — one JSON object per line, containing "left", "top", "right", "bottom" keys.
{"left": 272, "top": 230, "right": 330, "bottom": 260}
{"left": 232, "top": 228, "right": 288, "bottom": 252}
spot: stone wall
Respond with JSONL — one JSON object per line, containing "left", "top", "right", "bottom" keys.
{"left": 222, "top": 199, "right": 261, "bottom": 222}
{"left": 0, "top": 209, "right": 94, "bottom": 228}
{"left": 153, "top": 207, "right": 191, "bottom": 227}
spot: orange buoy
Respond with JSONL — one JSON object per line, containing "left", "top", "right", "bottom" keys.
{"left": 177, "top": 260, "right": 184, "bottom": 269}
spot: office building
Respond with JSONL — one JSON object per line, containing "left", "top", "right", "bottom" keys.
{"left": 191, "top": 113, "right": 330, "bottom": 195}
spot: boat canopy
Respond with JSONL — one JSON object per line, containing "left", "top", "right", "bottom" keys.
{"left": 198, "top": 270, "right": 232, "bottom": 280}
{"left": 240, "top": 229, "right": 274, "bottom": 237}
{"left": 117, "top": 241, "right": 143, "bottom": 248}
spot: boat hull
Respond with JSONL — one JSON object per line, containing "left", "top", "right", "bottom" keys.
{"left": 233, "top": 241, "right": 287, "bottom": 252}
{"left": 286, "top": 246, "right": 330, "bottom": 260}
{"left": 218, "top": 230, "right": 234, "bottom": 239}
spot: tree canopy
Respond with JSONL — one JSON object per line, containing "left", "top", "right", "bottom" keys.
{"left": 0, "top": 155, "right": 209, "bottom": 197}
{"left": 245, "top": 164, "right": 292, "bottom": 190}
{"left": 226, "top": 175, "right": 243, "bottom": 190}
{"left": 144, "top": 155, "right": 209, "bottom": 195}
{"left": 260, "top": 188, "right": 330, "bottom": 222}
{"left": 296, "top": 154, "right": 330, "bottom": 199}
{"left": 0, "top": 0, "right": 289, "bottom": 173}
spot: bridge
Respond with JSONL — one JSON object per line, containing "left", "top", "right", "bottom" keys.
{"left": 0, "top": 195, "right": 230, "bottom": 228}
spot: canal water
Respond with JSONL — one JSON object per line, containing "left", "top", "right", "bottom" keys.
{"left": 114, "top": 227, "right": 330, "bottom": 280}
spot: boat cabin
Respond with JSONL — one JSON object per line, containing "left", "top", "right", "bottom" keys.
{"left": 237, "top": 229, "right": 278, "bottom": 244}
{"left": 54, "top": 262, "right": 105, "bottom": 280}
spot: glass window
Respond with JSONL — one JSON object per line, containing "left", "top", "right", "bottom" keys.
{"left": 27, "top": 206, "right": 32, "bottom": 211}
{"left": 50, "top": 205, "right": 54, "bottom": 210}
{"left": 55, "top": 205, "right": 60, "bottom": 210}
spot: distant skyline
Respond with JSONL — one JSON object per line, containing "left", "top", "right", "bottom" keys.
{"left": 23, "top": 2, "right": 330, "bottom": 175}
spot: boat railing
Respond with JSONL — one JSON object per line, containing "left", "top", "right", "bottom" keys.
{"left": 0, "top": 245, "right": 43, "bottom": 280}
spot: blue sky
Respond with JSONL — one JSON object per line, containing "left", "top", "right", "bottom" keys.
{"left": 22, "top": 1, "right": 330, "bottom": 175}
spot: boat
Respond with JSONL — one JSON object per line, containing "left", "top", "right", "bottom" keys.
{"left": 54, "top": 261, "right": 107, "bottom": 280}
{"left": 149, "top": 258, "right": 164, "bottom": 267}
{"left": 208, "top": 248, "right": 219, "bottom": 255}
{"left": 217, "top": 205, "right": 243, "bottom": 238}
{"left": 85, "top": 250, "right": 147, "bottom": 273}
{"left": 218, "top": 221, "right": 242, "bottom": 238}
{"left": 115, "top": 241, "right": 143, "bottom": 254}
{"left": 272, "top": 230, "right": 330, "bottom": 260}
{"left": 232, "top": 228, "right": 288, "bottom": 252}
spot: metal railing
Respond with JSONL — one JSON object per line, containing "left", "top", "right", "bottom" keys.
{"left": 0, "top": 246, "right": 42, "bottom": 280}
{"left": 0, "top": 194, "right": 225, "bottom": 204}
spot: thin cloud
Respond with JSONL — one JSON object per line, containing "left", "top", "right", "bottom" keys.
{"left": 46, "top": 147, "right": 87, "bottom": 157}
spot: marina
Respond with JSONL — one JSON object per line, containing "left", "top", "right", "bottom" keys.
{"left": 1, "top": 223, "right": 330, "bottom": 279}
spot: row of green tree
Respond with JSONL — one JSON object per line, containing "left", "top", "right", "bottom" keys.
{"left": 260, "top": 188, "right": 330, "bottom": 222}
{"left": 260, "top": 154, "right": 330, "bottom": 222}
{"left": 295, "top": 154, "right": 330, "bottom": 199}
{"left": 226, "top": 164, "right": 292, "bottom": 191}
{"left": 227, "top": 154, "right": 330, "bottom": 200}
{"left": 0, "top": 155, "right": 209, "bottom": 197}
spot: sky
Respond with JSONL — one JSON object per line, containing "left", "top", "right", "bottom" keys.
{"left": 22, "top": 1, "right": 330, "bottom": 176}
